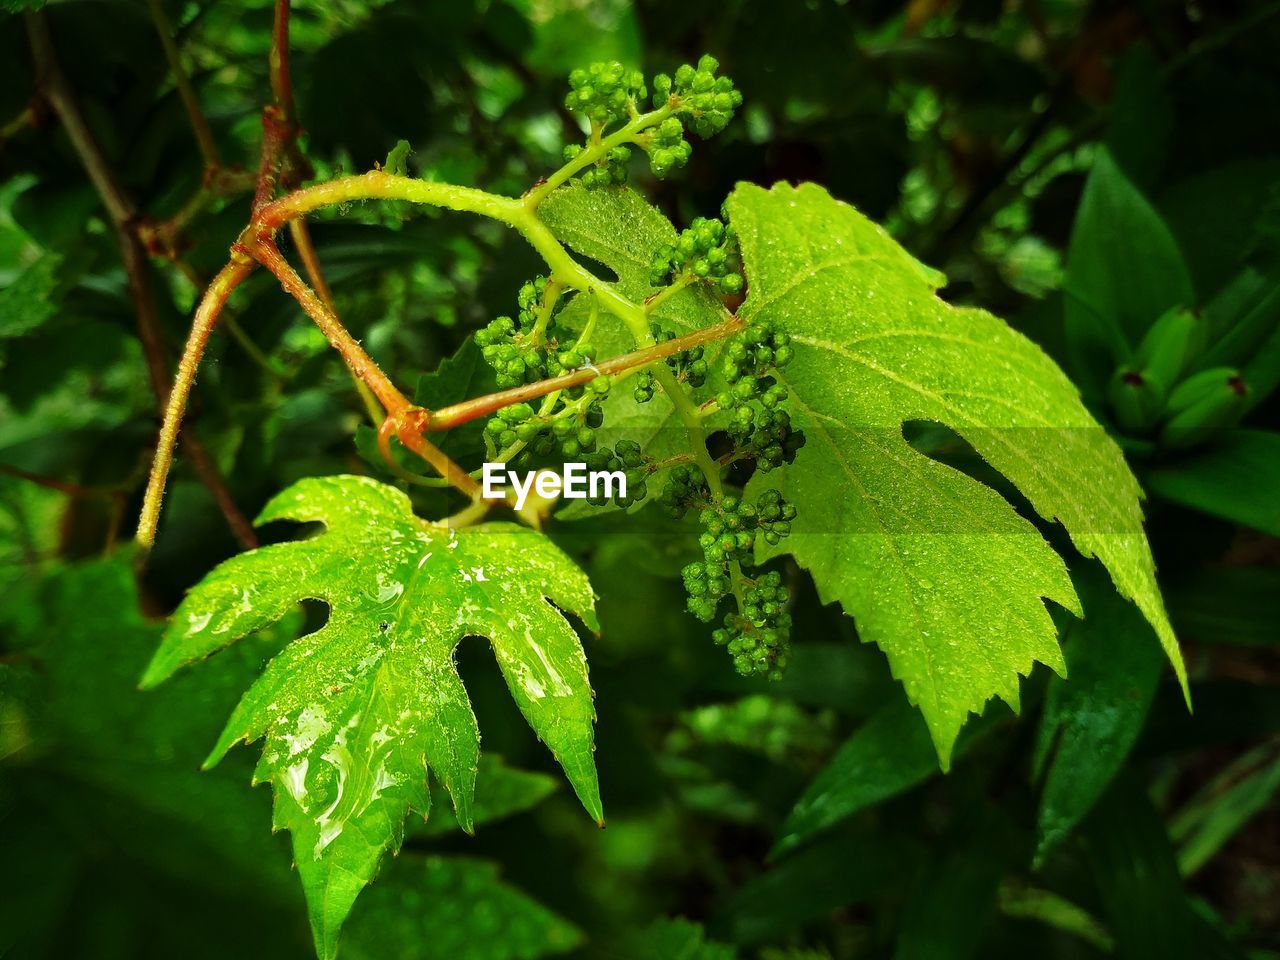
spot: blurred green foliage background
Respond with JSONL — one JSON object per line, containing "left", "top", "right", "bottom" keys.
{"left": 2, "top": 1, "right": 1279, "bottom": 958}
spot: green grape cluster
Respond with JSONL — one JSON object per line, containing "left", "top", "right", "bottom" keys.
{"left": 645, "top": 117, "right": 692, "bottom": 178}
{"left": 477, "top": 276, "right": 626, "bottom": 462}
{"left": 475, "top": 316, "right": 544, "bottom": 388}
{"left": 650, "top": 217, "right": 743, "bottom": 296}
{"left": 755, "top": 488, "right": 797, "bottom": 544}
{"left": 558, "top": 55, "right": 741, "bottom": 188}
{"left": 475, "top": 276, "right": 568, "bottom": 388}
{"left": 516, "top": 276, "right": 557, "bottom": 331}
{"left": 584, "top": 439, "right": 651, "bottom": 508}
{"left": 680, "top": 491, "right": 797, "bottom": 678}
{"left": 714, "top": 572, "right": 791, "bottom": 680}
{"left": 653, "top": 55, "right": 743, "bottom": 138}
{"left": 562, "top": 143, "right": 630, "bottom": 190}
{"left": 485, "top": 377, "right": 613, "bottom": 462}
{"left": 631, "top": 328, "right": 709, "bottom": 405}
{"left": 697, "top": 495, "right": 761, "bottom": 565}
{"left": 632, "top": 371, "right": 656, "bottom": 403}
{"left": 717, "top": 319, "right": 805, "bottom": 471}
{"left": 658, "top": 464, "right": 710, "bottom": 518}
{"left": 565, "top": 62, "right": 647, "bottom": 127}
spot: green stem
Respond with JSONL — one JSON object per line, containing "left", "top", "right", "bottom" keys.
{"left": 529, "top": 277, "right": 565, "bottom": 346}
{"left": 645, "top": 274, "right": 694, "bottom": 315}
{"left": 523, "top": 104, "right": 675, "bottom": 209}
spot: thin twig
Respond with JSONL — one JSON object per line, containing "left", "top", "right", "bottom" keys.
{"left": 26, "top": 10, "right": 257, "bottom": 550}
{"left": 0, "top": 463, "right": 126, "bottom": 501}
{"left": 144, "top": 0, "right": 220, "bottom": 169}
{"left": 269, "top": 0, "right": 296, "bottom": 119}
{"left": 0, "top": 103, "right": 36, "bottom": 144}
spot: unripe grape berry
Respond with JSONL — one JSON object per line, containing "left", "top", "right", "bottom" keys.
{"left": 565, "top": 61, "right": 647, "bottom": 128}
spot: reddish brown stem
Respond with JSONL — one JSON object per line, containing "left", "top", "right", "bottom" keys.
{"left": 291, "top": 220, "right": 337, "bottom": 307}
{"left": 145, "top": 0, "right": 220, "bottom": 169}
{"left": 427, "top": 316, "right": 745, "bottom": 431}
{"left": 251, "top": 241, "right": 408, "bottom": 413}
{"left": 249, "top": 242, "right": 482, "bottom": 499}
{"left": 270, "top": 0, "right": 296, "bottom": 119}
{"left": 252, "top": 104, "right": 295, "bottom": 213}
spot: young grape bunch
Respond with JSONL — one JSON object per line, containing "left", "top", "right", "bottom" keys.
{"left": 477, "top": 276, "right": 621, "bottom": 465}
{"left": 681, "top": 491, "right": 797, "bottom": 679}
{"left": 559, "top": 55, "right": 742, "bottom": 188}
{"left": 717, "top": 319, "right": 806, "bottom": 472}
{"left": 650, "top": 217, "right": 743, "bottom": 296}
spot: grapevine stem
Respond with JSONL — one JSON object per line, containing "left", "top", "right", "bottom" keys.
{"left": 427, "top": 317, "right": 743, "bottom": 431}
{"left": 269, "top": 0, "right": 296, "bottom": 119}
{"left": 251, "top": 242, "right": 404, "bottom": 412}
{"left": 140, "top": 144, "right": 747, "bottom": 540}
{"left": 529, "top": 277, "right": 565, "bottom": 347}
{"left": 249, "top": 241, "right": 482, "bottom": 501}
{"left": 137, "top": 258, "right": 257, "bottom": 548}
{"left": 252, "top": 171, "right": 738, "bottom": 516}
{"left": 289, "top": 218, "right": 384, "bottom": 426}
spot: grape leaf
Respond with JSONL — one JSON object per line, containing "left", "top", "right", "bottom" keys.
{"left": 726, "top": 182, "right": 1186, "bottom": 763}
{"left": 141, "top": 475, "right": 601, "bottom": 960}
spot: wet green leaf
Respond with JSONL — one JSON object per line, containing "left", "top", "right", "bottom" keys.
{"left": 728, "top": 181, "right": 1184, "bottom": 763}
{"left": 773, "top": 696, "right": 988, "bottom": 856}
{"left": 142, "top": 475, "right": 601, "bottom": 959}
